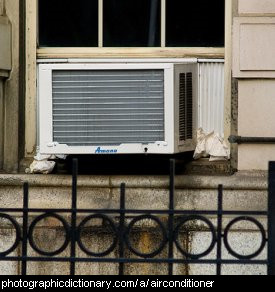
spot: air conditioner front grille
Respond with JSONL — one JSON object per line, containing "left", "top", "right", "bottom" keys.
{"left": 52, "top": 70, "right": 165, "bottom": 146}
{"left": 179, "top": 72, "right": 193, "bottom": 141}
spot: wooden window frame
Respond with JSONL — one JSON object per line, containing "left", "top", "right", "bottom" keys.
{"left": 36, "top": 0, "right": 225, "bottom": 58}
{"left": 24, "top": 0, "right": 232, "bottom": 159}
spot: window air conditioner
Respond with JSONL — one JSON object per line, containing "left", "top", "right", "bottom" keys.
{"left": 38, "top": 63, "right": 198, "bottom": 155}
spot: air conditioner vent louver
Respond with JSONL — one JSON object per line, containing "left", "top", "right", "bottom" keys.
{"left": 52, "top": 69, "right": 165, "bottom": 146}
{"left": 179, "top": 72, "right": 193, "bottom": 141}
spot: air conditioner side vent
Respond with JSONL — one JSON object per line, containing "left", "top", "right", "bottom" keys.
{"left": 179, "top": 72, "right": 193, "bottom": 141}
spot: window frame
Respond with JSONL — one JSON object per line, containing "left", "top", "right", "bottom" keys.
{"left": 24, "top": 0, "right": 232, "bottom": 160}
{"left": 36, "top": 0, "right": 225, "bottom": 57}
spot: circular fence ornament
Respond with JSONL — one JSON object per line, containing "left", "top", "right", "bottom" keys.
{"left": 174, "top": 215, "right": 217, "bottom": 259}
{"left": 124, "top": 215, "right": 168, "bottom": 258}
{"left": 0, "top": 213, "right": 21, "bottom": 256}
{"left": 223, "top": 216, "right": 266, "bottom": 259}
{"left": 28, "top": 213, "right": 70, "bottom": 256}
{"left": 77, "top": 214, "right": 118, "bottom": 257}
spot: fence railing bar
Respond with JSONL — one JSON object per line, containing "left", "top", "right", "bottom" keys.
{"left": 0, "top": 208, "right": 267, "bottom": 216}
{"left": 70, "top": 158, "right": 78, "bottom": 275}
{"left": 168, "top": 159, "right": 175, "bottom": 275}
{"left": 119, "top": 183, "right": 126, "bottom": 275}
{"left": 21, "top": 182, "right": 29, "bottom": 275}
{"left": 216, "top": 184, "right": 223, "bottom": 275}
{"left": 268, "top": 161, "right": 275, "bottom": 275}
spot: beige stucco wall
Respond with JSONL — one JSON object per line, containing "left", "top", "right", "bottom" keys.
{"left": 233, "top": 0, "right": 275, "bottom": 170}
{"left": 239, "top": 0, "right": 275, "bottom": 15}
{"left": 233, "top": 17, "right": 275, "bottom": 78}
{"left": 238, "top": 145, "right": 275, "bottom": 171}
{"left": 238, "top": 80, "right": 275, "bottom": 170}
{"left": 238, "top": 80, "right": 275, "bottom": 137}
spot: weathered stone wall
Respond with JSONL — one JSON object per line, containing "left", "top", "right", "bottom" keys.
{"left": 0, "top": 173, "right": 268, "bottom": 275}
{"left": 0, "top": 0, "right": 19, "bottom": 173}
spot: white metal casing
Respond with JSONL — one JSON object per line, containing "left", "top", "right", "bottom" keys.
{"left": 198, "top": 60, "right": 225, "bottom": 136}
{"left": 38, "top": 62, "right": 198, "bottom": 155}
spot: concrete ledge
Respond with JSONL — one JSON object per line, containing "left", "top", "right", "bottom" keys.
{"left": 0, "top": 172, "right": 268, "bottom": 190}
{"left": 0, "top": 172, "right": 268, "bottom": 213}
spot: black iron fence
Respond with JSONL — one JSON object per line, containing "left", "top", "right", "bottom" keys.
{"left": 0, "top": 159, "right": 274, "bottom": 275}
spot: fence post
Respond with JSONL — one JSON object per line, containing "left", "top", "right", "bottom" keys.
{"left": 21, "top": 182, "right": 29, "bottom": 275}
{"left": 268, "top": 161, "right": 275, "bottom": 275}
{"left": 216, "top": 184, "right": 223, "bottom": 275}
{"left": 119, "top": 183, "right": 126, "bottom": 275}
{"left": 168, "top": 159, "right": 175, "bottom": 275}
{"left": 70, "top": 158, "right": 78, "bottom": 275}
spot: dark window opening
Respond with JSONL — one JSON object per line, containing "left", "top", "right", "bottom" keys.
{"left": 39, "top": 0, "right": 98, "bottom": 47}
{"left": 166, "top": 0, "right": 225, "bottom": 47}
{"left": 103, "top": 0, "right": 161, "bottom": 47}
{"left": 38, "top": 0, "right": 224, "bottom": 48}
